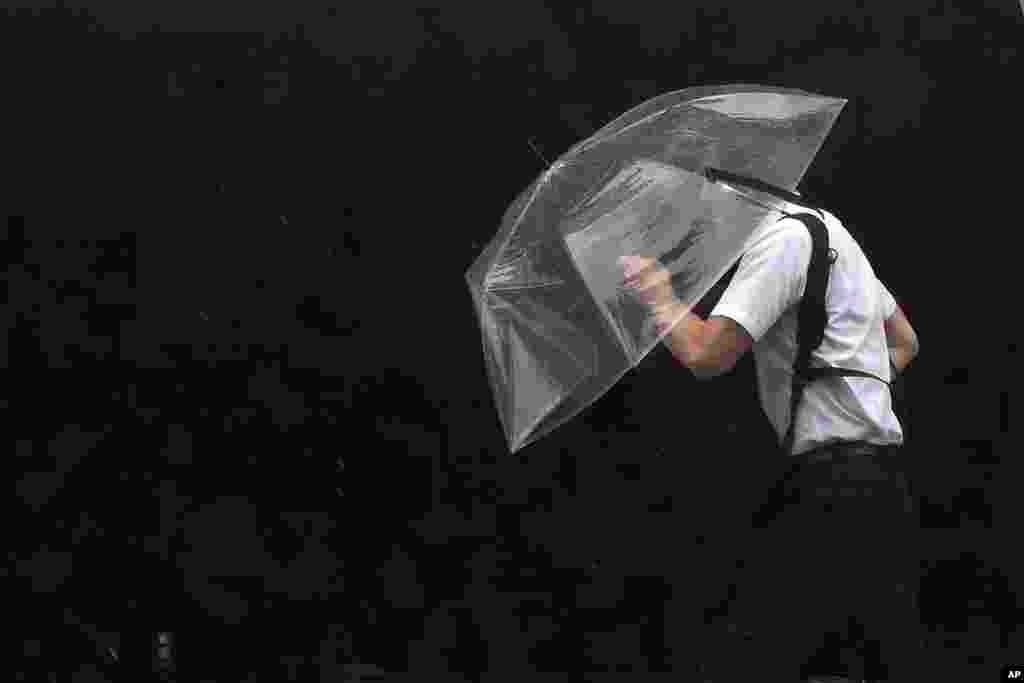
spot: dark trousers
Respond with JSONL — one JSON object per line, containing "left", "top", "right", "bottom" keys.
{"left": 728, "top": 442, "right": 923, "bottom": 682}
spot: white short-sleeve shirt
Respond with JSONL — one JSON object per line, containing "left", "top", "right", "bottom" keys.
{"left": 710, "top": 205, "right": 904, "bottom": 456}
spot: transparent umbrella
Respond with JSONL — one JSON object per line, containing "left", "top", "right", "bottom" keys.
{"left": 465, "top": 84, "right": 847, "bottom": 454}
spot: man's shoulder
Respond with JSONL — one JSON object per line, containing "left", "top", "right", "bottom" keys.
{"left": 757, "top": 216, "right": 814, "bottom": 252}
{"left": 773, "top": 207, "right": 845, "bottom": 249}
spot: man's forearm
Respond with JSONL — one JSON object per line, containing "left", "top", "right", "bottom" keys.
{"left": 656, "top": 303, "right": 708, "bottom": 374}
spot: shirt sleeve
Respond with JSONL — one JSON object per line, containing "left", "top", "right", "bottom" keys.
{"left": 709, "top": 220, "right": 812, "bottom": 343}
{"left": 877, "top": 278, "right": 898, "bottom": 319}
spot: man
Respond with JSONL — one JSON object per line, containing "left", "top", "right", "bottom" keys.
{"left": 621, "top": 196, "right": 921, "bottom": 682}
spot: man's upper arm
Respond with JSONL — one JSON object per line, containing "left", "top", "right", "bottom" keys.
{"left": 708, "top": 221, "right": 812, "bottom": 351}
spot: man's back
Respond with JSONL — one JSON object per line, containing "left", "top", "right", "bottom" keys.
{"left": 710, "top": 206, "right": 903, "bottom": 455}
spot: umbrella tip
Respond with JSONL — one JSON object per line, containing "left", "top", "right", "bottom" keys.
{"left": 527, "top": 137, "right": 550, "bottom": 167}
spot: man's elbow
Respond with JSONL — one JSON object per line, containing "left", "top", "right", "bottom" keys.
{"left": 905, "top": 331, "right": 920, "bottom": 359}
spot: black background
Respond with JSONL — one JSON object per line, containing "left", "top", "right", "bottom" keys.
{"left": 5, "top": 1, "right": 1020, "bottom": 681}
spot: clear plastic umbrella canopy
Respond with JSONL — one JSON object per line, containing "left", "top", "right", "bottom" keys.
{"left": 466, "top": 84, "right": 846, "bottom": 454}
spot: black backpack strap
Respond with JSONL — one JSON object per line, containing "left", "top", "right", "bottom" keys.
{"left": 779, "top": 212, "right": 893, "bottom": 456}
{"left": 780, "top": 212, "right": 832, "bottom": 456}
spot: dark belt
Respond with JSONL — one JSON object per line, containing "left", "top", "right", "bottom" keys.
{"left": 799, "top": 440, "right": 897, "bottom": 464}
